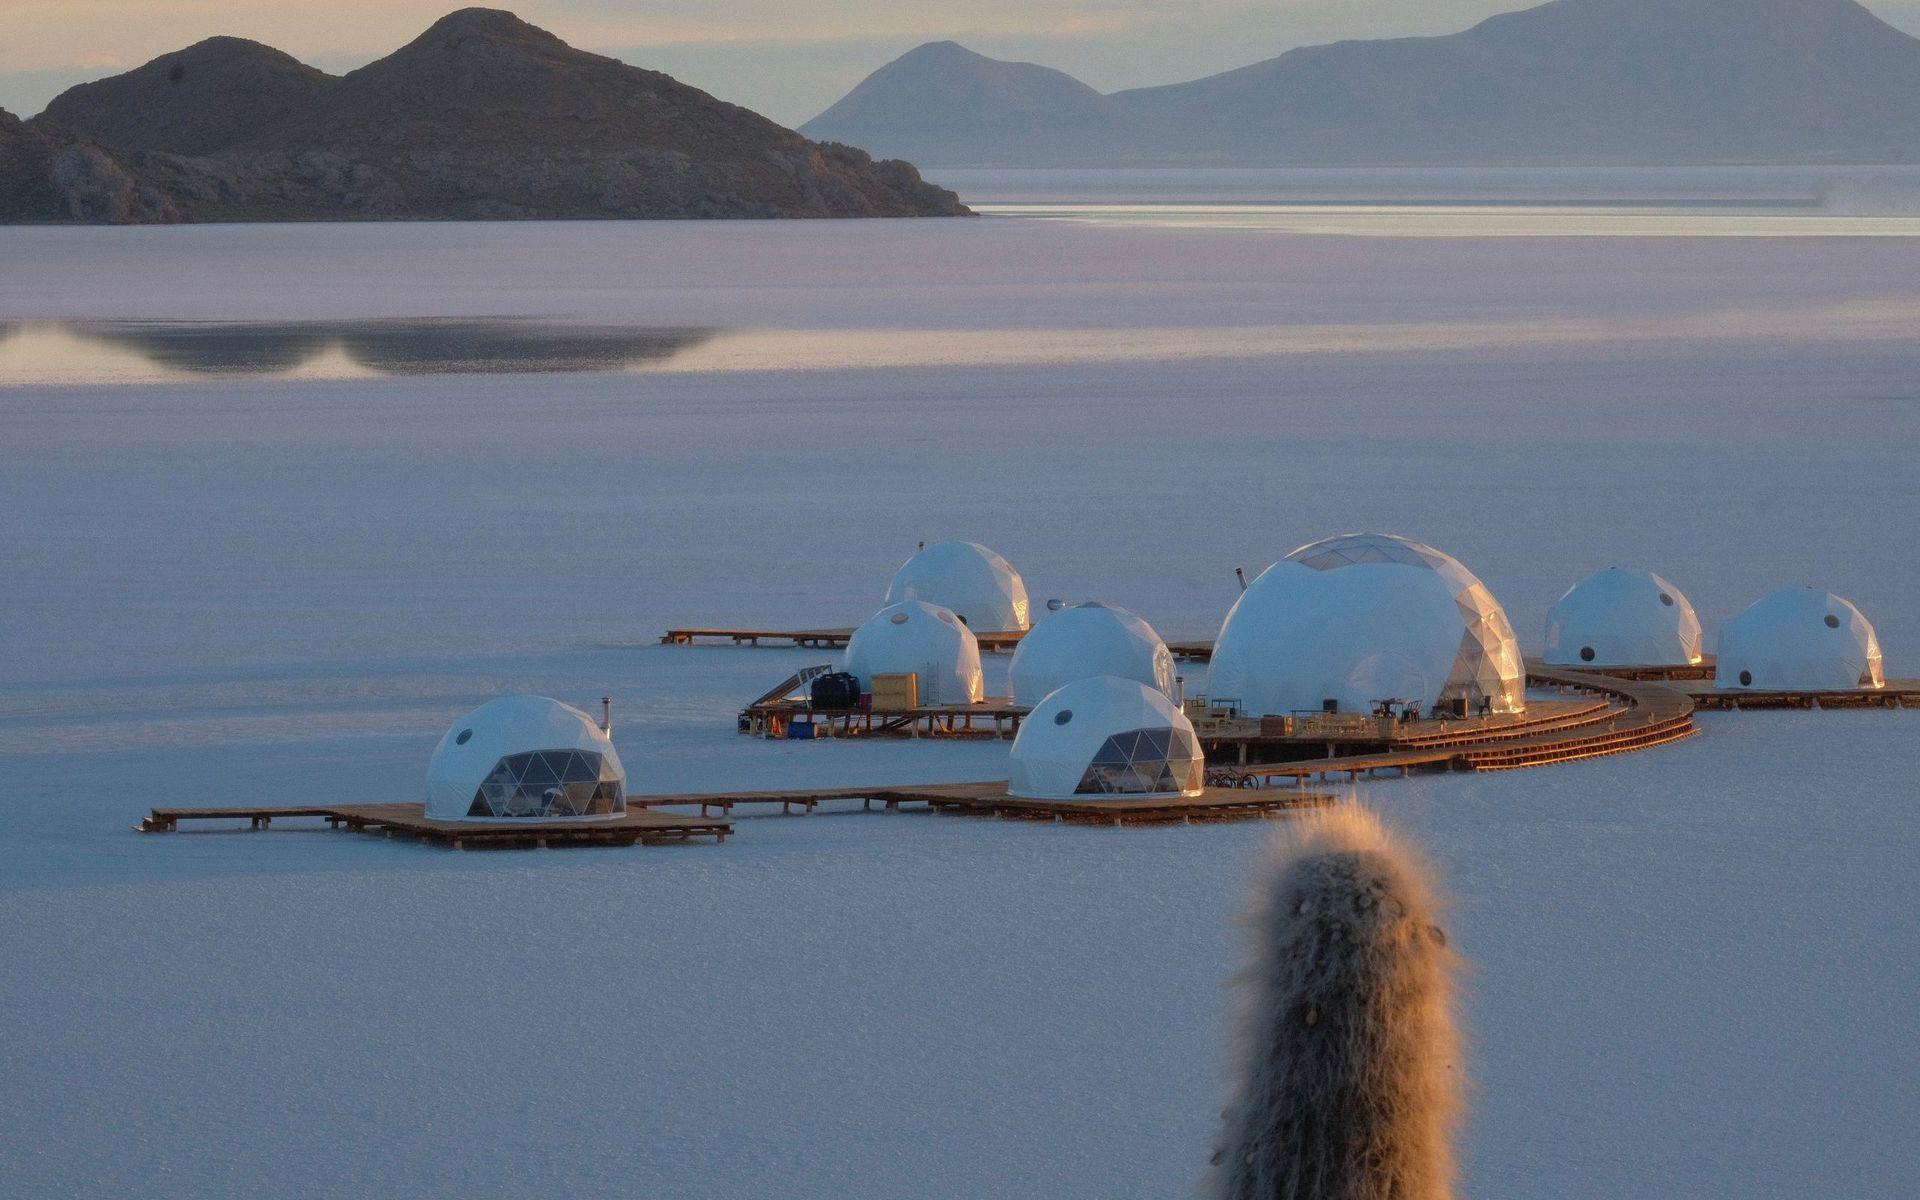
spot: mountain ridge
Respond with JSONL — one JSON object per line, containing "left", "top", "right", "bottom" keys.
{"left": 802, "top": 0, "right": 1920, "bottom": 166}
{"left": 5, "top": 8, "right": 968, "bottom": 223}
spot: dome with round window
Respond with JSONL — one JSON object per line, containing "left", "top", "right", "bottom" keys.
{"left": 1008, "top": 675, "right": 1205, "bottom": 800}
{"left": 1208, "top": 533, "right": 1524, "bottom": 717}
{"left": 842, "top": 600, "right": 984, "bottom": 706}
{"left": 1009, "top": 601, "right": 1177, "bottom": 708}
{"left": 883, "top": 540, "right": 1030, "bottom": 632}
{"left": 1716, "top": 588, "right": 1884, "bottom": 691}
{"left": 1544, "top": 567, "right": 1703, "bottom": 667}
{"left": 425, "top": 695, "right": 626, "bottom": 822}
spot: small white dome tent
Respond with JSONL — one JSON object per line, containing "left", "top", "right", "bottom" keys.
{"left": 1716, "top": 588, "right": 1884, "bottom": 691}
{"left": 884, "top": 541, "right": 1031, "bottom": 632}
{"left": 1544, "top": 567, "right": 1704, "bottom": 667}
{"left": 425, "top": 695, "right": 626, "bottom": 821}
{"left": 1009, "top": 676, "right": 1205, "bottom": 800}
{"left": 842, "top": 600, "right": 985, "bottom": 705}
{"left": 1208, "top": 533, "right": 1525, "bottom": 717}
{"left": 1009, "top": 602, "right": 1177, "bottom": 708}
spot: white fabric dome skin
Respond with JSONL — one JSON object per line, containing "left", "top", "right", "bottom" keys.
{"left": 1009, "top": 602, "right": 1177, "bottom": 708}
{"left": 1716, "top": 588, "right": 1884, "bottom": 691}
{"left": 1009, "top": 676, "right": 1205, "bottom": 800}
{"left": 1544, "top": 567, "right": 1704, "bottom": 667}
{"left": 842, "top": 600, "right": 985, "bottom": 705}
{"left": 425, "top": 695, "right": 626, "bottom": 822}
{"left": 884, "top": 541, "right": 1031, "bottom": 632}
{"left": 1208, "top": 533, "right": 1525, "bottom": 717}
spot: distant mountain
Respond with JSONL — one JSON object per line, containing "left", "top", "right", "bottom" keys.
{"left": 4, "top": 8, "right": 967, "bottom": 223}
{"left": 807, "top": 0, "right": 1920, "bottom": 166}
{"left": 800, "top": 41, "right": 1140, "bottom": 167}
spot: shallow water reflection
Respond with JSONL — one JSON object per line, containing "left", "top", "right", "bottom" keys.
{"left": 9, "top": 319, "right": 719, "bottom": 382}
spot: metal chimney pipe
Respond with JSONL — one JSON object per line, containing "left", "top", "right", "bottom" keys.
{"left": 1235, "top": 567, "right": 1249, "bottom": 592}
{"left": 600, "top": 697, "right": 613, "bottom": 735}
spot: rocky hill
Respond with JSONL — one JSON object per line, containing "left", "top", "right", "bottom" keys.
{"left": 37, "top": 37, "right": 337, "bottom": 156}
{"left": 3, "top": 8, "right": 967, "bottom": 223}
{"left": 0, "top": 109, "right": 180, "bottom": 222}
{"left": 807, "top": 0, "right": 1920, "bottom": 166}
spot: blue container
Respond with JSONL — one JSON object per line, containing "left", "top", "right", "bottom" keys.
{"left": 786, "top": 721, "right": 816, "bottom": 740}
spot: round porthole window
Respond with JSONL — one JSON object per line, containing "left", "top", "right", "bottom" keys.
{"left": 1824, "top": 614, "right": 1841, "bottom": 629}
{"left": 455, "top": 728, "right": 473, "bottom": 745}
{"left": 1659, "top": 592, "right": 1674, "bottom": 607}
{"left": 1580, "top": 646, "right": 1596, "bottom": 662}
{"left": 890, "top": 612, "right": 910, "bottom": 625}
{"left": 1739, "top": 670, "right": 1753, "bottom": 686}
{"left": 1053, "top": 709, "right": 1073, "bottom": 725}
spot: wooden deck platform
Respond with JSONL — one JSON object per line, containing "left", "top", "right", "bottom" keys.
{"left": 139, "top": 803, "right": 732, "bottom": 849}
{"left": 745, "top": 698, "right": 1028, "bottom": 740}
{"left": 664, "top": 626, "right": 1027, "bottom": 653}
{"left": 1680, "top": 680, "right": 1919, "bottom": 709}
{"left": 1570, "top": 657, "right": 1718, "bottom": 682}
{"left": 1210, "top": 664, "right": 1699, "bottom": 786}
{"left": 632, "top": 780, "right": 1335, "bottom": 825}
{"left": 665, "top": 625, "right": 1216, "bottom": 659}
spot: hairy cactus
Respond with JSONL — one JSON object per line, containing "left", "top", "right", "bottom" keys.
{"left": 1207, "top": 806, "right": 1464, "bottom": 1200}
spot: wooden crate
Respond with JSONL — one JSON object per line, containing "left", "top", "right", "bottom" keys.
{"left": 872, "top": 672, "right": 919, "bottom": 709}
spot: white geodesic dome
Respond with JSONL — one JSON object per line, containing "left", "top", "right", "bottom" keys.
{"left": 1208, "top": 533, "right": 1525, "bottom": 717}
{"left": 883, "top": 541, "right": 1031, "bottom": 632}
{"left": 425, "top": 695, "right": 626, "bottom": 822}
{"left": 842, "top": 600, "right": 985, "bottom": 705}
{"left": 1008, "top": 676, "right": 1205, "bottom": 800}
{"left": 1716, "top": 588, "right": 1884, "bottom": 691}
{"left": 1544, "top": 567, "right": 1704, "bottom": 667}
{"left": 1008, "top": 602, "right": 1177, "bottom": 708}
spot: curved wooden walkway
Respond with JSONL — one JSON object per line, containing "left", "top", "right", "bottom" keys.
{"left": 1209, "top": 664, "right": 1697, "bottom": 787}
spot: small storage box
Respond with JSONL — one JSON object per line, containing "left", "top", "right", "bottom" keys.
{"left": 871, "top": 672, "right": 919, "bottom": 709}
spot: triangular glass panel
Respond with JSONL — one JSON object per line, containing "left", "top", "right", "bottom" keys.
{"left": 518, "top": 753, "right": 561, "bottom": 787}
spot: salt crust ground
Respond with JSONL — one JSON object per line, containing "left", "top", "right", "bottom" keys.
{"left": 1, "top": 202, "right": 1916, "bottom": 1198}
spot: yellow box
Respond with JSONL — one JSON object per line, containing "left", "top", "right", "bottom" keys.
{"left": 872, "top": 672, "right": 919, "bottom": 709}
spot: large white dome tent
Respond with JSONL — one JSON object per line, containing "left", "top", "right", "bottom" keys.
{"left": 1716, "top": 588, "right": 1884, "bottom": 691}
{"left": 1208, "top": 533, "right": 1525, "bottom": 717}
{"left": 1544, "top": 567, "right": 1704, "bottom": 667}
{"left": 842, "top": 600, "right": 985, "bottom": 705}
{"left": 1008, "top": 676, "right": 1205, "bottom": 800}
{"left": 425, "top": 695, "right": 626, "bottom": 821}
{"left": 883, "top": 540, "right": 1031, "bottom": 632}
{"left": 1008, "top": 602, "right": 1177, "bottom": 708}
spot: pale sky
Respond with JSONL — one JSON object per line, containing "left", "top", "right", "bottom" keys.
{"left": 6, "top": 0, "right": 1920, "bottom": 127}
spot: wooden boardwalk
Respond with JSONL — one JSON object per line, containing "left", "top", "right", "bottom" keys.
{"left": 633, "top": 780, "right": 1335, "bottom": 825}
{"left": 1681, "top": 679, "right": 1919, "bottom": 710}
{"left": 745, "top": 698, "right": 1027, "bottom": 740}
{"left": 1570, "top": 657, "right": 1718, "bottom": 682}
{"left": 664, "top": 625, "right": 1215, "bottom": 659}
{"left": 1210, "top": 664, "right": 1699, "bottom": 786}
{"left": 139, "top": 803, "right": 731, "bottom": 849}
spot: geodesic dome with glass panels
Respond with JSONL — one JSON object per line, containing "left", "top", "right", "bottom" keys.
{"left": 1009, "top": 601, "right": 1177, "bottom": 708}
{"left": 1716, "top": 588, "right": 1884, "bottom": 691}
{"left": 884, "top": 540, "right": 1031, "bottom": 632}
{"left": 1208, "top": 533, "right": 1525, "bottom": 717}
{"left": 1544, "top": 567, "right": 1704, "bottom": 667}
{"left": 842, "top": 600, "right": 985, "bottom": 706}
{"left": 1009, "top": 676, "right": 1205, "bottom": 800}
{"left": 425, "top": 695, "right": 626, "bottom": 822}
